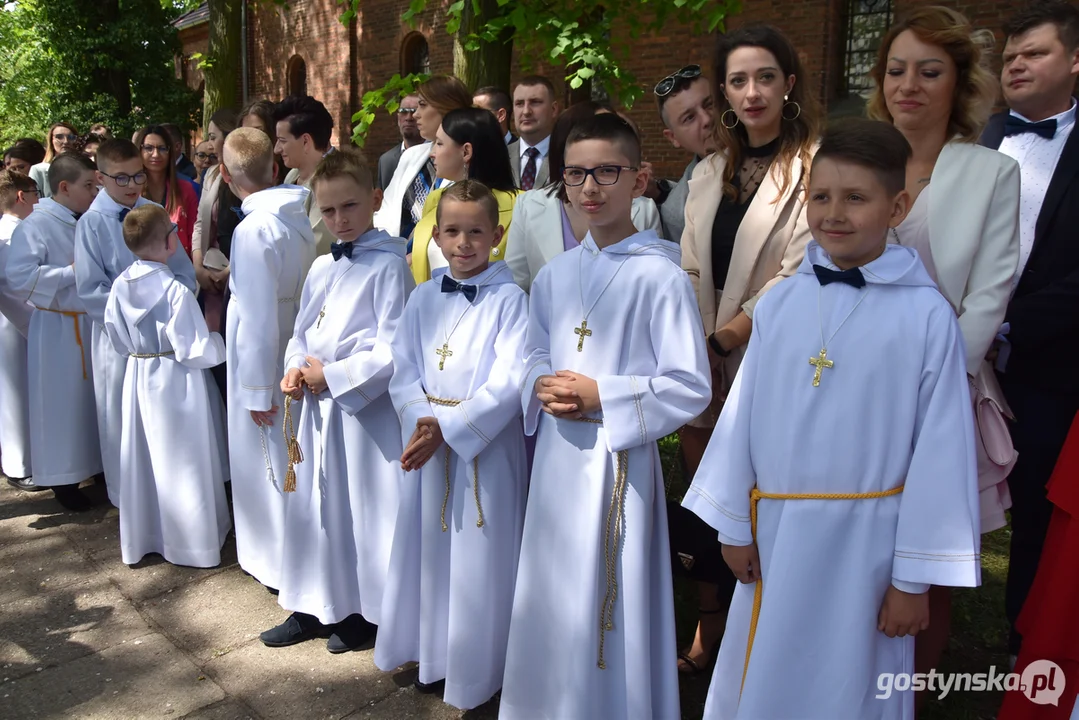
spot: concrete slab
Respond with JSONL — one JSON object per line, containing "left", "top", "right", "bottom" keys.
{"left": 54, "top": 507, "right": 122, "bottom": 559}
{"left": 87, "top": 535, "right": 238, "bottom": 604}
{"left": 141, "top": 567, "right": 283, "bottom": 663}
{"left": 347, "top": 684, "right": 501, "bottom": 720}
{"left": 177, "top": 698, "right": 258, "bottom": 720}
{"left": 0, "top": 490, "right": 65, "bottom": 545}
{"left": 0, "top": 532, "right": 90, "bottom": 606}
{"left": 0, "top": 577, "right": 154, "bottom": 681}
{"left": 203, "top": 638, "right": 397, "bottom": 720}
{"left": 0, "top": 632, "right": 225, "bottom": 719}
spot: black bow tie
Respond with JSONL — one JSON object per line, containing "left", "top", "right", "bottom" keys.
{"left": 441, "top": 274, "right": 478, "bottom": 302}
{"left": 118, "top": 208, "right": 130, "bottom": 222}
{"left": 1004, "top": 115, "right": 1057, "bottom": 140}
{"left": 330, "top": 242, "right": 354, "bottom": 261}
{"left": 813, "top": 264, "right": 866, "bottom": 288}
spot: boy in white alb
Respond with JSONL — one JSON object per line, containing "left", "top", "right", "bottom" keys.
{"left": 683, "top": 120, "right": 981, "bottom": 720}
{"left": 376, "top": 181, "right": 529, "bottom": 709}
{"left": 259, "top": 149, "right": 410, "bottom": 653}
{"left": 499, "top": 114, "right": 711, "bottom": 719}
{"left": 0, "top": 170, "right": 39, "bottom": 488}
{"left": 5, "top": 153, "right": 103, "bottom": 511}
{"left": 75, "top": 139, "right": 197, "bottom": 506}
{"left": 223, "top": 128, "right": 316, "bottom": 590}
{"left": 104, "top": 205, "right": 230, "bottom": 567}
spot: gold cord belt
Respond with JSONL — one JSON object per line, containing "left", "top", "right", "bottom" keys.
{"left": 740, "top": 484, "right": 905, "bottom": 694}
{"left": 425, "top": 395, "right": 484, "bottom": 531}
{"left": 128, "top": 350, "right": 175, "bottom": 359}
{"left": 34, "top": 306, "right": 88, "bottom": 379}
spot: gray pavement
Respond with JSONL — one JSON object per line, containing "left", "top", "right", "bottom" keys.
{"left": 0, "top": 480, "right": 500, "bottom": 720}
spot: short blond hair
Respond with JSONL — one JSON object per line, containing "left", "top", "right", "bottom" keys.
{"left": 122, "top": 204, "right": 172, "bottom": 255}
{"left": 435, "top": 180, "right": 499, "bottom": 228}
{"left": 311, "top": 147, "right": 375, "bottom": 193}
{"left": 0, "top": 170, "right": 37, "bottom": 212}
{"left": 223, "top": 127, "right": 274, "bottom": 189}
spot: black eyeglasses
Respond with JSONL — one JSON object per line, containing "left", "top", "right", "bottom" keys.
{"left": 195, "top": 152, "right": 218, "bottom": 162}
{"left": 562, "top": 165, "right": 638, "bottom": 187}
{"left": 100, "top": 170, "right": 148, "bottom": 187}
{"left": 397, "top": 107, "right": 417, "bottom": 115}
{"left": 141, "top": 144, "right": 169, "bottom": 156}
{"left": 654, "top": 65, "right": 702, "bottom": 97}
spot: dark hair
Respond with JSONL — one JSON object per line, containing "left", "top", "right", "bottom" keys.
{"left": 209, "top": 108, "right": 239, "bottom": 136}
{"left": 656, "top": 75, "right": 708, "bottom": 121}
{"left": 436, "top": 179, "right": 501, "bottom": 229}
{"left": 136, "top": 125, "right": 182, "bottom": 215}
{"left": 77, "top": 132, "right": 107, "bottom": 160}
{"left": 47, "top": 152, "right": 96, "bottom": 195}
{"left": 273, "top": 95, "right": 334, "bottom": 150}
{"left": 475, "top": 86, "right": 512, "bottom": 114}
{"left": 440, "top": 108, "right": 518, "bottom": 193}
{"left": 0, "top": 169, "right": 38, "bottom": 212}
{"left": 5, "top": 139, "right": 46, "bottom": 166}
{"left": 545, "top": 100, "right": 616, "bottom": 200}
{"left": 712, "top": 24, "right": 821, "bottom": 201}
{"left": 95, "top": 139, "right": 141, "bottom": 170}
{"left": 814, "top": 118, "right": 911, "bottom": 196}
{"left": 161, "top": 123, "right": 184, "bottom": 149}
{"left": 564, "top": 112, "right": 641, "bottom": 165}
{"left": 1005, "top": 0, "right": 1079, "bottom": 50}
{"left": 239, "top": 99, "right": 278, "bottom": 143}
{"left": 514, "top": 75, "right": 557, "bottom": 101}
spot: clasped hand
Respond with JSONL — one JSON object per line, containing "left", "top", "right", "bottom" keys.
{"left": 278, "top": 357, "right": 329, "bottom": 401}
{"left": 534, "top": 370, "right": 601, "bottom": 419}
{"left": 401, "top": 417, "right": 443, "bottom": 471}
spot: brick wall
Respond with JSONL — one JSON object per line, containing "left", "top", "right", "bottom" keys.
{"left": 243, "top": 0, "right": 1031, "bottom": 179}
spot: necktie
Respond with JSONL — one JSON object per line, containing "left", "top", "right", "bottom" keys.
{"left": 118, "top": 208, "right": 130, "bottom": 222}
{"left": 330, "top": 242, "right": 354, "bottom": 261}
{"left": 1004, "top": 115, "right": 1057, "bottom": 140}
{"left": 521, "top": 147, "right": 540, "bottom": 191}
{"left": 441, "top": 274, "right": 478, "bottom": 303}
{"left": 813, "top": 264, "right": 866, "bottom": 288}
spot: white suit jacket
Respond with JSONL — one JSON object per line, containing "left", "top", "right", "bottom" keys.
{"left": 373, "top": 141, "right": 432, "bottom": 237}
{"left": 505, "top": 189, "right": 661, "bottom": 292}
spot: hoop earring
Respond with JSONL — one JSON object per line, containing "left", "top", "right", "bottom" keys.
{"left": 782, "top": 97, "right": 802, "bottom": 122}
{"left": 720, "top": 109, "right": 740, "bottom": 129}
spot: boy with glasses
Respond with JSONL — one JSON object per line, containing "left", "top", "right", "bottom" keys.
{"left": 75, "top": 139, "right": 198, "bottom": 507}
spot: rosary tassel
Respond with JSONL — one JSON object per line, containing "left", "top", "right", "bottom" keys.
{"left": 282, "top": 395, "right": 303, "bottom": 493}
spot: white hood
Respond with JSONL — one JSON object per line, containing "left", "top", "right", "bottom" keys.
{"left": 240, "top": 185, "right": 316, "bottom": 246}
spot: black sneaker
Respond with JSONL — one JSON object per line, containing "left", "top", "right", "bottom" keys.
{"left": 326, "top": 614, "right": 376, "bottom": 654}
{"left": 259, "top": 612, "right": 327, "bottom": 648}
{"left": 413, "top": 677, "right": 446, "bottom": 694}
{"left": 52, "top": 484, "right": 93, "bottom": 512}
{"left": 7, "top": 476, "right": 46, "bottom": 492}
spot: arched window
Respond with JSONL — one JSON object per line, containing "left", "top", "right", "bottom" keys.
{"left": 401, "top": 32, "right": 431, "bottom": 76}
{"left": 287, "top": 55, "right": 308, "bottom": 97}
{"left": 842, "top": 0, "right": 893, "bottom": 97}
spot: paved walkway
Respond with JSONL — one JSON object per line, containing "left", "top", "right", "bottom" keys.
{"left": 0, "top": 480, "right": 499, "bottom": 720}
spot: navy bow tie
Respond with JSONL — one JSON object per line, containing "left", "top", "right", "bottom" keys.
{"left": 230, "top": 206, "right": 247, "bottom": 221}
{"left": 118, "top": 208, "right": 130, "bottom": 222}
{"left": 813, "top": 264, "right": 866, "bottom": 288}
{"left": 330, "top": 242, "right": 354, "bottom": 261}
{"left": 441, "top": 274, "right": 478, "bottom": 302}
{"left": 1004, "top": 115, "right": 1057, "bottom": 140}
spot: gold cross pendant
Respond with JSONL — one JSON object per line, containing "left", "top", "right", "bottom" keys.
{"left": 435, "top": 342, "right": 453, "bottom": 371}
{"left": 808, "top": 348, "right": 834, "bottom": 387}
{"left": 316, "top": 306, "right": 326, "bottom": 329}
{"left": 574, "top": 319, "right": 592, "bottom": 352}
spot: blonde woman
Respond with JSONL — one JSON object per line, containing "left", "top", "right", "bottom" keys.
{"left": 29, "top": 122, "right": 79, "bottom": 198}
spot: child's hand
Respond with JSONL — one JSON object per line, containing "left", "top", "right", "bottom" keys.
{"left": 280, "top": 368, "right": 305, "bottom": 399}
{"left": 878, "top": 585, "right": 930, "bottom": 638}
{"left": 535, "top": 375, "right": 581, "bottom": 418}
{"left": 722, "top": 542, "right": 761, "bottom": 584}
{"left": 300, "top": 356, "right": 328, "bottom": 395}
{"left": 250, "top": 405, "right": 279, "bottom": 427}
{"left": 553, "top": 370, "right": 601, "bottom": 414}
{"left": 401, "top": 417, "right": 443, "bottom": 471}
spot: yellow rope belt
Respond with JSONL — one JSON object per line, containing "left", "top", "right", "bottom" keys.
{"left": 34, "top": 306, "right": 87, "bottom": 379}
{"left": 741, "top": 484, "right": 905, "bottom": 694}
{"left": 129, "top": 350, "right": 175, "bottom": 359}
{"left": 425, "top": 395, "right": 484, "bottom": 532}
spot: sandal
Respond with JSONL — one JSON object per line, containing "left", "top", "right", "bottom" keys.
{"left": 677, "top": 608, "right": 724, "bottom": 676}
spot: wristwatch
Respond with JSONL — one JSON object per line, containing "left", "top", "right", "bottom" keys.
{"left": 708, "top": 332, "right": 731, "bottom": 357}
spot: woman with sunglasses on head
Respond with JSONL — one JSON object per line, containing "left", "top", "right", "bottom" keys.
{"left": 136, "top": 125, "right": 199, "bottom": 258}
{"left": 29, "top": 122, "right": 80, "bottom": 198}
{"left": 504, "top": 101, "right": 662, "bottom": 292}
{"left": 674, "top": 23, "right": 819, "bottom": 679}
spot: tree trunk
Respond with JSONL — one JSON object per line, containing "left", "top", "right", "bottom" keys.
{"left": 453, "top": 0, "right": 513, "bottom": 92}
{"left": 204, "top": 0, "right": 242, "bottom": 126}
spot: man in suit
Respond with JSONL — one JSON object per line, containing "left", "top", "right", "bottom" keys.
{"left": 980, "top": 0, "right": 1079, "bottom": 661}
{"left": 474, "top": 86, "right": 517, "bottom": 145}
{"left": 647, "top": 64, "right": 716, "bottom": 242}
{"left": 508, "top": 75, "right": 560, "bottom": 190}
{"left": 162, "top": 123, "right": 198, "bottom": 182}
{"left": 377, "top": 94, "right": 424, "bottom": 190}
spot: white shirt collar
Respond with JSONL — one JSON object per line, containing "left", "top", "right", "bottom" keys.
{"left": 1009, "top": 98, "right": 1077, "bottom": 133}
{"left": 504, "top": 130, "right": 513, "bottom": 145}
{"left": 520, "top": 135, "right": 551, "bottom": 159}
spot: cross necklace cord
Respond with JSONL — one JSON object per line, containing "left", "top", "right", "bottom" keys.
{"left": 436, "top": 275, "right": 487, "bottom": 371}
{"left": 810, "top": 283, "right": 871, "bottom": 387}
{"left": 315, "top": 263, "right": 359, "bottom": 330}
{"left": 575, "top": 245, "right": 631, "bottom": 352}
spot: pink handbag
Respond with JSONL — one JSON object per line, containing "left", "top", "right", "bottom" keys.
{"left": 969, "top": 361, "right": 1016, "bottom": 532}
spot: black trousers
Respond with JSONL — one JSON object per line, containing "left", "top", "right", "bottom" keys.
{"left": 999, "top": 377, "right": 1079, "bottom": 654}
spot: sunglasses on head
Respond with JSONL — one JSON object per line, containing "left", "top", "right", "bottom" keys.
{"left": 654, "top": 65, "right": 702, "bottom": 97}
{"left": 397, "top": 107, "right": 417, "bottom": 115}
